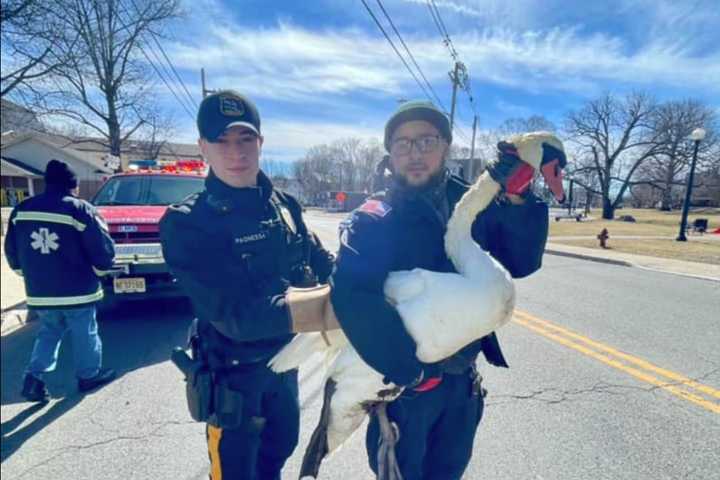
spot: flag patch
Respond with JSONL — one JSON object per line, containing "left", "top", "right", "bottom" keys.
{"left": 358, "top": 199, "right": 391, "bottom": 217}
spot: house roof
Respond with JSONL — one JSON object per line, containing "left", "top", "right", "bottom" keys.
{"left": 1, "top": 156, "right": 44, "bottom": 176}
{"left": 0, "top": 132, "right": 114, "bottom": 174}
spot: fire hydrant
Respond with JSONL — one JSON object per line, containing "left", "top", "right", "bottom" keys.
{"left": 597, "top": 228, "right": 609, "bottom": 249}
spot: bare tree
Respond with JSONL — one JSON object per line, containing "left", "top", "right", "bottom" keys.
{"left": 293, "top": 138, "right": 384, "bottom": 202}
{"left": 635, "top": 100, "right": 718, "bottom": 210}
{"left": 1, "top": 0, "right": 70, "bottom": 97}
{"left": 21, "top": 0, "right": 180, "bottom": 170}
{"left": 565, "top": 92, "right": 662, "bottom": 219}
{"left": 496, "top": 115, "right": 557, "bottom": 136}
{"left": 134, "top": 107, "right": 175, "bottom": 160}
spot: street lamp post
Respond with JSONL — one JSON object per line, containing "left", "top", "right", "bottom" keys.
{"left": 676, "top": 128, "right": 706, "bottom": 242}
{"left": 567, "top": 177, "right": 574, "bottom": 215}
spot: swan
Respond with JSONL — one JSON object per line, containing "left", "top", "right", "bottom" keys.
{"left": 270, "top": 132, "right": 565, "bottom": 479}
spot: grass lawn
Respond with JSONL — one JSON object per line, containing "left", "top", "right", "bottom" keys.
{"left": 549, "top": 208, "right": 720, "bottom": 263}
{"left": 550, "top": 208, "right": 720, "bottom": 237}
{"left": 553, "top": 238, "right": 720, "bottom": 265}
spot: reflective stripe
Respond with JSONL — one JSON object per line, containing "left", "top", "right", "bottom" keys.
{"left": 92, "top": 266, "right": 114, "bottom": 277}
{"left": 13, "top": 212, "right": 87, "bottom": 231}
{"left": 14, "top": 269, "right": 24, "bottom": 277}
{"left": 207, "top": 425, "right": 223, "bottom": 480}
{"left": 26, "top": 288, "right": 104, "bottom": 307}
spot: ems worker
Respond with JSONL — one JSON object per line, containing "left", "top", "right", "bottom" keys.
{"left": 331, "top": 100, "right": 566, "bottom": 479}
{"left": 4, "top": 159, "right": 117, "bottom": 402}
{"left": 160, "top": 90, "right": 335, "bottom": 480}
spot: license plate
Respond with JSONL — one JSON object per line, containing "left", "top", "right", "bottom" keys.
{"left": 118, "top": 225, "right": 138, "bottom": 233}
{"left": 115, "top": 244, "right": 163, "bottom": 258}
{"left": 113, "top": 277, "right": 146, "bottom": 293}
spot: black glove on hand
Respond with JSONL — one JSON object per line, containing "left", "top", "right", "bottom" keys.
{"left": 486, "top": 141, "right": 535, "bottom": 196}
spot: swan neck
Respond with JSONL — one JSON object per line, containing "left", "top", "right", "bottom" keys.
{"left": 444, "top": 173, "right": 501, "bottom": 273}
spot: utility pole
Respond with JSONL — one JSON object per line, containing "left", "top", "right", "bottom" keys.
{"left": 469, "top": 115, "right": 477, "bottom": 179}
{"left": 448, "top": 62, "right": 460, "bottom": 132}
{"left": 201, "top": 68, "right": 215, "bottom": 98}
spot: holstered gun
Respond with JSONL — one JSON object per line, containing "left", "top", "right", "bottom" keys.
{"left": 171, "top": 347, "right": 213, "bottom": 422}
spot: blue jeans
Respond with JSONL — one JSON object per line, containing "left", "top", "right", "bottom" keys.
{"left": 25, "top": 306, "right": 103, "bottom": 381}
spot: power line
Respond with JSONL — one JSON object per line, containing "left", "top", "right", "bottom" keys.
{"left": 127, "top": 0, "right": 198, "bottom": 110}
{"left": 141, "top": 38, "right": 197, "bottom": 114}
{"left": 138, "top": 42, "right": 196, "bottom": 121}
{"left": 426, "top": 0, "right": 479, "bottom": 116}
{"left": 374, "top": 0, "right": 448, "bottom": 113}
{"left": 359, "top": 0, "right": 435, "bottom": 106}
{"left": 147, "top": 32, "right": 197, "bottom": 109}
{"left": 115, "top": 0, "right": 196, "bottom": 121}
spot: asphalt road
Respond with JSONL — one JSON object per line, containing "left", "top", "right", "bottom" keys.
{"left": 1, "top": 211, "right": 718, "bottom": 479}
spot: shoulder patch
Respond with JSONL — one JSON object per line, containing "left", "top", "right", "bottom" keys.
{"left": 168, "top": 192, "right": 201, "bottom": 215}
{"left": 358, "top": 199, "right": 392, "bottom": 218}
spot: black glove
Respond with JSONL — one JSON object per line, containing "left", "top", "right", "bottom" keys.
{"left": 486, "top": 141, "right": 536, "bottom": 196}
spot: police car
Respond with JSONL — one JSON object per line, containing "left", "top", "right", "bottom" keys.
{"left": 92, "top": 159, "right": 206, "bottom": 305}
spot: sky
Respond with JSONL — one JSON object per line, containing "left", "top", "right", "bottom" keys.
{"left": 155, "top": 0, "right": 720, "bottom": 162}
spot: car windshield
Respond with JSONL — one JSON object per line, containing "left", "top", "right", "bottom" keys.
{"left": 146, "top": 176, "right": 205, "bottom": 205}
{"left": 93, "top": 175, "right": 204, "bottom": 206}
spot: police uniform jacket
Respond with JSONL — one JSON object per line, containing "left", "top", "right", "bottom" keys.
{"left": 159, "top": 170, "right": 334, "bottom": 365}
{"left": 3, "top": 186, "right": 115, "bottom": 308}
{"left": 331, "top": 172, "right": 549, "bottom": 386}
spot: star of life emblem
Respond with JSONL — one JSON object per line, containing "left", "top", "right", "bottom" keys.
{"left": 30, "top": 228, "right": 60, "bottom": 254}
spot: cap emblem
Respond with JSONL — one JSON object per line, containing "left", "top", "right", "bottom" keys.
{"left": 219, "top": 95, "right": 245, "bottom": 116}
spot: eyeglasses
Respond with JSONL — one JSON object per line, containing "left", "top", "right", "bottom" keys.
{"left": 390, "top": 135, "right": 443, "bottom": 155}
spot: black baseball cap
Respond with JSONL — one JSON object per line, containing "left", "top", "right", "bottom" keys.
{"left": 384, "top": 100, "right": 452, "bottom": 152}
{"left": 197, "top": 90, "right": 261, "bottom": 141}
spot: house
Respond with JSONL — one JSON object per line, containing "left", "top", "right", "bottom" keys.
{"left": 1, "top": 132, "right": 113, "bottom": 206}
{"left": 1, "top": 130, "right": 203, "bottom": 206}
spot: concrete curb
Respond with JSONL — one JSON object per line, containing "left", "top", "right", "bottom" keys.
{"left": 544, "top": 249, "right": 632, "bottom": 267}
{"left": 545, "top": 249, "right": 720, "bottom": 283}
{"left": 0, "top": 308, "right": 32, "bottom": 336}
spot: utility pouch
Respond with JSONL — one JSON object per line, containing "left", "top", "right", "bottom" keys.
{"left": 171, "top": 347, "right": 214, "bottom": 422}
{"left": 212, "top": 383, "right": 245, "bottom": 430}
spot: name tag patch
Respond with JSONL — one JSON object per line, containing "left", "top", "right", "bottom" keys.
{"left": 234, "top": 232, "right": 267, "bottom": 244}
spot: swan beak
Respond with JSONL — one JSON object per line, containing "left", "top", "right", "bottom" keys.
{"left": 541, "top": 159, "right": 566, "bottom": 203}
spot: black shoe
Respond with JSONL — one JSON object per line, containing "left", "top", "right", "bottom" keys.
{"left": 21, "top": 374, "right": 49, "bottom": 403}
{"left": 78, "top": 368, "right": 116, "bottom": 392}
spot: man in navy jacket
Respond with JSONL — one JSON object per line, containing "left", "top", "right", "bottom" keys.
{"left": 331, "top": 101, "right": 565, "bottom": 479}
{"left": 4, "top": 160, "right": 116, "bottom": 402}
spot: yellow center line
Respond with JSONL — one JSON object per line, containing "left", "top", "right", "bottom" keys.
{"left": 515, "top": 310, "right": 720, "bottom": 400}
{"left": 512, "top": 312, "right": 720, "bottom": 415}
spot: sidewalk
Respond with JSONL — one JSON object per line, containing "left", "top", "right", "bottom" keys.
{"left": 1, "top": 240, "right": 30, "bottom": 335}
{"left": 545, "top": 242, "right": 720, "bottom": 282}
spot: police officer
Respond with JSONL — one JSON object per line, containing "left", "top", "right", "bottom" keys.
{"left": 331, "top": 100, "right": 566, "bottom": 479}
{"left": 159, "top": 90, "right": 335, "bottom": 480}
{"left": 4, "top": 159, "right": 117, "bottom": 402}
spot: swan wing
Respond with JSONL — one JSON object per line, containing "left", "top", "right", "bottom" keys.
{"left": 396, "top": 268, "right": 516, "bottom": 363}
{"left": 384, "top": 269, "right": 426, "bottom": 304}
{"left": 268, "top": 330, "right": 348, "bottom": 373}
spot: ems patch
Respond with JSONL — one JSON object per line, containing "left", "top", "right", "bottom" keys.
{"left": 30, "top": 228, "right": 59, "bottom": 254}
{"left": 358, "top": 199, "right": 391, "bottom": 218}
{"left": 219, "top": 95, "right": 245, "bottom": 116}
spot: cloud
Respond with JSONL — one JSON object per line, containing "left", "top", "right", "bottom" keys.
{"left": 169, "top": 20, "right": 719, "bottom": 107}
{"left": 169, "top": 22, "right": 412, "bottom": 103}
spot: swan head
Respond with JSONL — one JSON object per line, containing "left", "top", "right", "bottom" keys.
{"left": 506, "top": 131, "right": 567, "bottom": 202}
